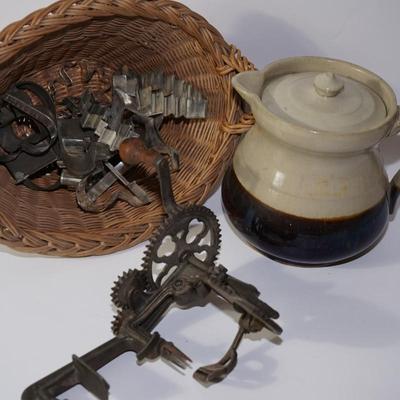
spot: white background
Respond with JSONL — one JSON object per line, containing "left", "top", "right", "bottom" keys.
{"left": 1, "top": 1, "right": 400, "bottom": 399}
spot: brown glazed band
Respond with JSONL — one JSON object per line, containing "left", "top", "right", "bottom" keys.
{"left": 222, "top": 166, "right": 389, "bottom": 267}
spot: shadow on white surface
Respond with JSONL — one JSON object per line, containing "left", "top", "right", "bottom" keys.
{"left": 234, "top": 258, "right": 400, "bottom": 349}
{"left": 224, "top": 346, "right": 278, "bottom": 389}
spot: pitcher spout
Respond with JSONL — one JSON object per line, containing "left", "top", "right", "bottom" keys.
{"left": 232, "top": 70, "right": 264, "bottom": 111}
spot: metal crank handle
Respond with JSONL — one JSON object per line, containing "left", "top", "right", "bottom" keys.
{"left": 119, "top": 138, "right": 179, "bottom": 215}
{"left": 194, "top": 325, "right": 246, "bottom": 385}
{"left": 128, "top": 112, "right": 180, "bottom": 171}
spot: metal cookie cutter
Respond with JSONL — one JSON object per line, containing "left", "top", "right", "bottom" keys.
{"left": 74, "top": 68, "right": 208, "bottom": 212}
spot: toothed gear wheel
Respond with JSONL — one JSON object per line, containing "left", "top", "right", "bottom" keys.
{"left": 111, "top": 309, "right": 132, "bottom": 336}
{"left": 111, "top": 269, "right": 151, "bottom": 310}
{"left": 142, "top": 205, "right": 221, "bottom": 289}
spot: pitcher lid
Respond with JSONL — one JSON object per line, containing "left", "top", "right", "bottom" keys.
{"left": 262, "top": 71, "right": 387, "bottom": 133}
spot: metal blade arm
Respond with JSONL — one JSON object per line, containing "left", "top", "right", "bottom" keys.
{"left": 131, "top": 287, "right": 175, "bottom": 330}
{"left": 207, "top": 276, "right": 282, "bottom": 335}
{"left": 187, "top": 256, "right": 282, "bottom": 335}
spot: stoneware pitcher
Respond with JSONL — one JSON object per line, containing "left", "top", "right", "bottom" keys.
{"left": 222, "top": 56, "right": 400, "bottom": 266}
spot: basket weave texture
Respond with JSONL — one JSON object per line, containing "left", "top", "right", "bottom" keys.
{"left": 0, "top": 0, "right": 255, "bottom": 257}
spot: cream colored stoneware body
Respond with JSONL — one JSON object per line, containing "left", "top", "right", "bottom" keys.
{"left": 232, "top": 57, "right": 400, "bottom": 220}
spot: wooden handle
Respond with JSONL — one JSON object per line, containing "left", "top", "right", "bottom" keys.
{"left": 119, "top": 138, "right": 160, "bottom": 168}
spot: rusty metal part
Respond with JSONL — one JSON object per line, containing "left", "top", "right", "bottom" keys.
{"left": 60, "top": 169, "right": 82, "bottom": 188}
{"left": 105, "top": 161, "right": 150, "bottom": 204}
{"left": 22, "top": 330, "right": 190, "bottom": 400}
{"left": 131, "top": 113, "right": 180, "bottom": 171}
{"left": 0, "top": 82, "right": 59, "bottom": 185}
{"left": 194, "top": 325, "right": 244, "bottom": 383}
{"left": 2, "top": 81, "right": 57, "bottom": 155}
{"left": 46, "top": 82, "right": 57, "bottom": 102}
{"left": 22, "top": 207, "right": 282, "bottom": 399}
{"left": 142, "top": 205, "right": 221, "bottom": 289}
{"left": 80, "top": 60, "right": 98, "bottom": 84}
{"left": 59, "top": 68, "right": 73, "bottom": 87}
{"left": 111, "top": 269, "right": 152, "bottom": 311}
{"left": 58, "top": 62, "right": 77, "bottom": 87}
{"left": 46, "top": 62, "right": 79, "bottom": 100}
{"left": 0, "top": 69, "right": 207, "bottom": 214}
{"left": 1, "top": 94, "right": 56, "bottom": 150}
{"left": 156, "top": 157, "right": 179, "bottom": 216}
{"left": 75, "top": 153, "right": 177, "bottom": 214}
{"left": 77, "top": 136, "right": 178, "bottom": 215}
{"left": 76, "top": 162, "right": 149, "bottom": 213}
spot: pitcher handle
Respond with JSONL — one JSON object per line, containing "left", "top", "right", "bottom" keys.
{"left": 390, "top": 171, "right": 400, "bottom": 215}
{"left": 389, "top": 107, "right": 400, "bottom": 214}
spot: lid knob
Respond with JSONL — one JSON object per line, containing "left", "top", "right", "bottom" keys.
{"left": 314, "top": 72, "right": 344, "bottom": 98}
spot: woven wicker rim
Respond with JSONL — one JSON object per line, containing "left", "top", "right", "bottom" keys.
{"left": 0, "top": 0, "right": 255, "bottom": 257}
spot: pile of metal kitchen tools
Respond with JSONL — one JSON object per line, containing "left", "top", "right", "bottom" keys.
{"left": 0, "top": 66, "right": 207, "bottom": 212}
{"left": 22, "top": 203, "right": 282, "bottom": 400}
{"left": 4, "top": 66, "right": 283, "bottom": 400}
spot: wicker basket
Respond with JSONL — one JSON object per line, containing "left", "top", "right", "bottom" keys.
{"left": 0, "top": 0, "right": 255, "bottom": 257}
